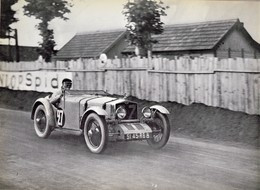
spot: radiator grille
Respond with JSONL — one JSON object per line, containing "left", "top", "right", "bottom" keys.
{"left": 116, "top": 102, "right": 137, "bottom": 120}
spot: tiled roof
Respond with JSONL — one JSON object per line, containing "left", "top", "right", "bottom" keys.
{"left": 123, "top": 19, "right": 240, "bottom": 52}
{"left": 55, "top": 30, "right": 125, "bottom": 59}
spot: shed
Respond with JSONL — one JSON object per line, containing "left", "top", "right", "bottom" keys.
{"left": 53, "top": 30, "right": 127, "bottom": 61}
{"left": 123, "top": 19, "right": 260, "bottom": 59}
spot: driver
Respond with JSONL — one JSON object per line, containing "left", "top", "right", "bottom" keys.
{"left": 49, "top": 78, "right": 72, "bottom": 106}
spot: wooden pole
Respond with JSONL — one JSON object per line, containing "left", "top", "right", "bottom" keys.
{"left": 8, "top": 30, "right": 12, "bottom": 61}
{"left": 0, "top": 0, "right": 2, "bottom": 27}
{"left": 14, "top": 29, "right": 19, "bottom": 62}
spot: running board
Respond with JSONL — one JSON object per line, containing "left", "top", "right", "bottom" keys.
{"left": 54, "top": 127, "right": 83, "bottom": 135}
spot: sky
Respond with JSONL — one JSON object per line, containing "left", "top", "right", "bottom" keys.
{"left": 1, "top": 0, "right": 260, "bottom": 49}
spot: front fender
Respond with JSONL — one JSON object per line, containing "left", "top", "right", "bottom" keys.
{"left": 80, "top": 106, "right": 108, "bottom": 129}
{"left": 85, "top": 106, "right": 108, "bottom": 116}
{"left": 31, "top": 97, "right": 55, "bottom": 128}
{"left": 150, "top": 105, "right": 170, "bottom": 114}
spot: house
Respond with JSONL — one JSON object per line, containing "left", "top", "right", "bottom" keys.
{"left": 53, "top": 30, "right": 127, "bottom": 61}
{"left": 123, "top": 19, "right": 260, "bottom": 59}
{"left": 54, "top": 19, "right": 260, "bottom": 61}
{"left": 0, "top": 45, "right": 39, "bottom": 62}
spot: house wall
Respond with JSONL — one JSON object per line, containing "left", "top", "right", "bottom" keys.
{"left": 106, "top": 37, "right": 128, "bottom": 59}
{"left": 153, "top": 51, "right": 215, "bottom": 60}
{"left": 216, "top": 29, "right": 260, "bottom": 59}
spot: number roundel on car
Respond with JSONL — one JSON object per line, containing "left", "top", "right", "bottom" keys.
{"left": 56, "top": 108, "right": 65, "bottom": 127}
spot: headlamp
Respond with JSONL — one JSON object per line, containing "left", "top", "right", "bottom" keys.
{"left": 142, "top": 107, "right": 152, "bottom": 118}
{"left": 116, "top": 106, "right": 127, "bottom": 119}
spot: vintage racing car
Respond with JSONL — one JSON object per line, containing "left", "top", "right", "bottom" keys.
{"left": 31, "top": 90, "right": 171, "bottom": 154}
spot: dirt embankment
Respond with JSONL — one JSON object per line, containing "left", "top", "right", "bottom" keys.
{"left": 0, "top": 87, "right": 259, "bottom": 147}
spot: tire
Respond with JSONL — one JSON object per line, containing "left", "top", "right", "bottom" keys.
{"left": 83, "top": 113, "right": 108, "bottom": 154}
{"left": 34, "top": 105, "right": 52, "bottom": 138}
{"left": 147, "top": 112, "right": 170, "bottom": 149}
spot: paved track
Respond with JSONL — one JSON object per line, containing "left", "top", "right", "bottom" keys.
{"left": 0, "top": 108, "right": 259, "bottom": 190}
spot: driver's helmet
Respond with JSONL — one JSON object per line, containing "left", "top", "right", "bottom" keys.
{"left": 62, "top": 78, "right": 72, "bottom": 89}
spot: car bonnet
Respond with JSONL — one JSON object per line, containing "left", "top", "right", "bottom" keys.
{"left": 85, "top": 96, "right": 118, "bottom": 107}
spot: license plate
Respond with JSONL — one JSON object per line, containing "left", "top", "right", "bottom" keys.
{"left": 125, "top": 133, "right": 151, "bottom": 140}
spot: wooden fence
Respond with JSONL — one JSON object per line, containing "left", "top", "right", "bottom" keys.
{"left": 0, "top": 57, "right": 260, "bottom": 115}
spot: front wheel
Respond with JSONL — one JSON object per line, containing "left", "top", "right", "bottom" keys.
{"left": 147, "top": 112, "right": 170, "bottom": 149}
{"left": 34, "top": 105, "right": 52, "bottom": 138}
{"left": 83, "top": 113, "right": 108, "bottom": 154}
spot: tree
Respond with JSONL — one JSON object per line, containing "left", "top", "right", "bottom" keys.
{"left": 0, "top": 0, "right": 18, "bottom": 38}
{"left": 23, "top": 0, "right": 72, "bottom": 62}
{"left": 123, "top": 0, "right": 169, "bottom": 57}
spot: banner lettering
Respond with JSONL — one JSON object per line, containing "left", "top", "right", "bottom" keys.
{"left": 0, "top": 71, "right": 73, "bottom": 92}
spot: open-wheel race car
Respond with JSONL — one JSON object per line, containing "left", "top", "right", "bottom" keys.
{"left": 31, "top": 89, "right": 171, "bottom": 154}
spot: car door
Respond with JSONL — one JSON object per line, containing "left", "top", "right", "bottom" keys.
{"left": 58, "top": 92, "right": 82, "bottom": 130}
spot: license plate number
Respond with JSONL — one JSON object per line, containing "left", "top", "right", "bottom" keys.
{"left": 125, "top": 133, "right": 150, "bottom": 140}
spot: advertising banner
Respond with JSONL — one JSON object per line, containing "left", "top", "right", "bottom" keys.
{"left": 0, "top": 71, "right": 73, "bottom": 92}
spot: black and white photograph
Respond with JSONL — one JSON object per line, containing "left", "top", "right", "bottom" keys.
{"left": 0, "top": 0, "right": 259, "bottom": 189}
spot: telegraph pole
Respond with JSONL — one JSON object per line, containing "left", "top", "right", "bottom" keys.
{"left": 14, "top": 29, "right": 19, "bottom": 62}
{"left": 0, "top": 0, "right": 1, "bottom": 23}
{"left": 0, "top": 0, "right": 2, "bottom": 36}
{"left": 0, "top": 0, "right": 1, "bottom": 25}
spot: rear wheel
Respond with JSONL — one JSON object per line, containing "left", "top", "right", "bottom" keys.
{"left": 147, "top": 112, "right": 170, "bottom": 149}
{"left": 83, "top": 113, "right": 108, "bottom": 154}
{"left": 34, "top": 105, "right": 51, "bottom": 138}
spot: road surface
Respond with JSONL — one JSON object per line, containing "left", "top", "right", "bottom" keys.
{"left": 0, "top": 108, "right": 259, "bottom": 190}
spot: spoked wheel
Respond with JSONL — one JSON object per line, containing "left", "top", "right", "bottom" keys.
{"left": 147, "top": 112, "right": 170, "bottom": 149}
{"left": 83, "top": 113, "right": 108, "bottom": 154}
{"left": 34, "top": 105, "right": 51, "bottom": 138}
